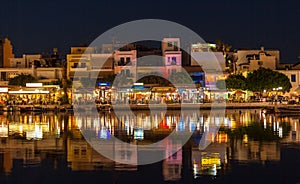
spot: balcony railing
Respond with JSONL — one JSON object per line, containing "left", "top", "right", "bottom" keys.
{"left": 69, "top": 67, "right": 87, "bottom": 71}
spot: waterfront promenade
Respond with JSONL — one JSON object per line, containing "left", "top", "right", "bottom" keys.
{"left": 0, "top": 102, "right": 276, "bottom": 112}
{"left": 112, "top": 102, "right": 271, "bottom": 110}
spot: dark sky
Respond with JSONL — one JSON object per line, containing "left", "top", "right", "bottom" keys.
{"left": 0, "top": 0, "right": 299, "bottom": 63}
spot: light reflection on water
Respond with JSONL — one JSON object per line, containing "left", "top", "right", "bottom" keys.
{"left": 0, "top": 109, "right": 299, "bottom": 183}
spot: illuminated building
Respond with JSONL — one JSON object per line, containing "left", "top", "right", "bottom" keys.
{"left": 114, "top": 50, "right": 137, "bottom": 82}
{"left": 276, "top": 69, "right": 300, "bottom": 96}
{"left": 236, "top": 47, "right": 279, "bottom": 73}
{"left": 0, "top": 38, "right": 14, "bottom": 68}
{"left": 190, "top": 42, "right": 227, "bottom": 90}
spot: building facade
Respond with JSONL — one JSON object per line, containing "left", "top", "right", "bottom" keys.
{"left": 0, "top": 38, "right": 14, "bottom": 68}
{"left": 9, "top": 54, "right": 43, "bottom": 68}
{"left": 236, "top": 47, "right": 279, "bottom": 73}
{"left": 276, "top": 70, "right": 300, "bottom": 95}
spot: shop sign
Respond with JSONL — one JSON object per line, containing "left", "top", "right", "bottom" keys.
{"left": 26, "top": 83, "right": 43, "bottom": 87}
{"left": 0, "top": 87, "right": 8, "bottom": 93}
{"left": 97, "top": 82, "right": 111, "bottom": 86}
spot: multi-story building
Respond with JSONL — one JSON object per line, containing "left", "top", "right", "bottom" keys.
{"left": 190, "top": 43, "right": 226, "bottom": 90}
{"left": 276, "top": 70, "right": 300, "bottom": 95}
{"left": 0, "top": 38, "right": 14, "bottom": 68}
{"left": 0, "top": 48, "right": 63, "bottom": 86}
{"left": 236, "top": 47, "right": 279, "bottom": 73}
{"left": 9, "top": 54, "right": 43, "bottom": 68}
{"left": 67, "top": 47, "right": 112, "bottom": 80}
{"left": 136, "top": 38, "right": 182, "bottom": 79}
{"left": 114, "top": 50, "right": 137, "bottom": 79}
{"left": 67, "top": 46, "right": 136, "bottom": 81}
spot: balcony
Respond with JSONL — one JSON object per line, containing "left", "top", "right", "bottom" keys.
{"left": 90, "top": 66, "right": 113, "bottom": 71}
{"left": 69, "top": 67, "right": 87, "bottom": 72}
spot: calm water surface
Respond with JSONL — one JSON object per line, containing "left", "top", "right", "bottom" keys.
{"left": 0, "top": 109, "right": 299, "bottom": 184}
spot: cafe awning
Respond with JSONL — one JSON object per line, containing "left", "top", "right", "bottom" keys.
{"left": 151, "top": 87, "right": 176, "bottom": 92}
{"left": 9, "top": 90, "right": 49, "bottom": 94}
{"left": 234, "top": 90, "right": 246, "bottom": 95}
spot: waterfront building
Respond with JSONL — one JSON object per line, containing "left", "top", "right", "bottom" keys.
{"left": 67, "top": 46, "right": 114, "bottom": 80}
{"left": 190, "top": 42, "right": 226, "bottom": 89}
{"left": 135, "top": 38, "right": 182, "bottom": 79}
{"left": 276, "top": 69, "right": 300, "bottom": 97}
{"left": 190, "top": 42, "right": 227, "bottom": 102}
{"left": 162, "top": 38, "right": 182, "bottom": 77}
{"left": 114, "top": 50, "right": 137, "bottom": 82}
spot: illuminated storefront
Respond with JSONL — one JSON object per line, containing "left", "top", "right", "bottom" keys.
{"left": 0, "top": 87, "right": 8, "bottom": 105}
{"left": 8, "top": 89, "right": 50, "bottom": 104}
{"left": 179, "top": 88, "right": 202, "bottom": 103}
{"left": 151, "top": 86, "right": 178, "bottom": 103}
{"left": 7, "top": 83, "right": 62, "bottom": 105}
{"left": 112, "top": 83, "right": 150, "bottom": 104}
{"left": 95, "top": 82, "right": 112, "bottom": 103}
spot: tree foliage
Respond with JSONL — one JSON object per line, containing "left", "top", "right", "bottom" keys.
{"left": 246, "top": 68, "right": 292, "bottom": 92}
{"left": 8, "top": 74, "right": 38, "bottom": 86}
{"left": 216, "top": 68, "right": 292, "bottom": 93}
{"left": 217, "top": 74, "right": 247, "bottom": 90}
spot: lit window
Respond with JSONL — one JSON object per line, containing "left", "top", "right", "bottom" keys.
{"left": 171, "top": 57, "right": 177, "bottom": 65}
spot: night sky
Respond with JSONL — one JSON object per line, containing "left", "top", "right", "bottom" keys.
{"left": 0, "top": 0, "right": 299, "bottom": 63}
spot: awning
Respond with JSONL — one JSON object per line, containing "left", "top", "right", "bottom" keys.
{"left": 151, "top": 87, "right": 176, "bottom": 92}
{"left": 9, "top": 90, "right": 49, "bottom": 94}
{"left": 234, "top": 90, "right": 246, "bottom": 95}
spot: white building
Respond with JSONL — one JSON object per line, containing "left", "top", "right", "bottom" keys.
{"left": 0, "top": 67, "right": 63, "bottom": 86}
{"left": 190, "top": 43, "right": 226, "bottom": 90}
{"left": 276, "top": 70, "right": 300, "bottom": 95}
{"left": 67, "top": 47, "right": 115, "bottom": 80}
{"left": 9, "top": 54, "right": 44, "bottom": 68}
{"left": 236, "top": 47, "right": 279, "bottom": 73}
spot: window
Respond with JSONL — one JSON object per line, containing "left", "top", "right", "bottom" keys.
{"left": 74, "top": 148, "right": 80, "bottom": 157}
{"left": 81, "top": 63, "right": 86, "bottom": 68}
{"left": 126, "top": 57, "right": 131, "bottom": 63}
{"left": 291, "top": 74, "right": 296, "bottom": 82}
{"left": 73, "top": 63, "right": 78, "bottom": 68}
{"left": 167, "top": 41, "right": 173, "bottom": 47}
{"left": 258, "top": 61, "right": 263, "bottom": 66}
{"left": 174, "top": 41, "right": 178, "bottom": 50}
{"left": 120, "top": 57, "right": 125, "bottom": 65}
{"left": 81, "top": 149, "right": 87, "bottom": 157}
{"left": 171, "top": 57, "right": 177, "bottom": 65}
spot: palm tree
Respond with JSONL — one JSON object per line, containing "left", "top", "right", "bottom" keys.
{"left": 61, "top": 59, "right": 70, "bottom": 104}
